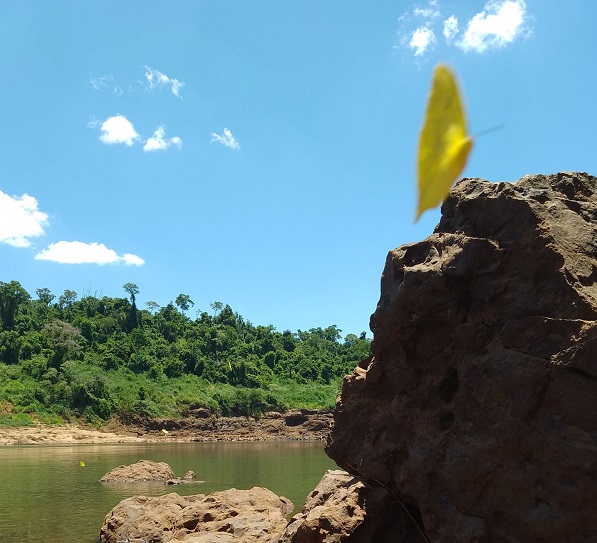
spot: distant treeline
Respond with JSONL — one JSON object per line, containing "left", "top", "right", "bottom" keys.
{"left": 0, "top": 281, "right": 370, "bottom": 424}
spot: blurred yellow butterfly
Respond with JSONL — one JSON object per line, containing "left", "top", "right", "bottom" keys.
{"left": 416, "top": 64, "right": 473, "bottom": 220}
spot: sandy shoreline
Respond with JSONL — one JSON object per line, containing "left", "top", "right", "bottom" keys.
{"left": 0, "top": 411, "right": 333, "bottom": 445}
{"left": 0, "top": 423, "right": 158, "bottom": 446}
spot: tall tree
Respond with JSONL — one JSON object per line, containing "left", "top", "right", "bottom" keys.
{"left": 58, "top": 289, "right": 77, "bottom": 319}
{"left": 210, "top": 301, "right": 223, "bottom": 319}
{"left": 145, "top": 301, "right": 160, "bottom": 315}
{"left": 175, "top": 294, "right": 194, "bottom": 315}
{"left": 0, "top": 281, "right": 30, "bottom": 330}
{"left": 123, "top": 283, "right": 139, "bottom": 304}
{"left": 33, "top": 287, "right": 56, "bottom": 323}
{"left": 123, "top": 283, "right": 140, "bottom": 331}
{"left": 35, "top": 288, "right": 55, "bottom": 306}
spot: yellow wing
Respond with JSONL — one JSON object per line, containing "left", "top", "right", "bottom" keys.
{"left": 416, "top": 64, "right": 473, "bottom": 220}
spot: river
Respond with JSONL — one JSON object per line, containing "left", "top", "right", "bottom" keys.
{"left": 0, "top": 441, "right": 336, "bottom": 543}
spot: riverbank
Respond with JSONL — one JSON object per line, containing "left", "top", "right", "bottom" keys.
{"left": 0, "top": 409, "right": 333, "bottom": 445}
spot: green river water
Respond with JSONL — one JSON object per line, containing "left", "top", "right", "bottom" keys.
{"left": 0, "top": 441, "right": 336, "bottom": 543}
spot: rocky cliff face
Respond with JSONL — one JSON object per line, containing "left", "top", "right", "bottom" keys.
{"left": 326, "top": 172, "right": 597, "bottom": 542}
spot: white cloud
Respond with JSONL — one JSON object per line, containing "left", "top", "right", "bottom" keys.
{"left": 443, "top": 15, "right": 459, "bottom": 44}
{"left": 170, "top": 80, "right": 184, "bottom": 98}
{"left": 92, "top": 116, "right": 182, "bottom": 152}
{"left": 144, "top": 66, "right": 185, "bottom": 98}
{"left": 0, "top": 190, "right": 48, "bottom": 247}
{"left": 413, "top": 5, "right": 439, "bottom": 18}
{"left": 396, "top": 0, "right": 530, "bottom": 58}
{"left": 0, "top": 189, "right": 144, "bottom": 265}
{"left": 122, "top": 253, "right": 145, "bottom": 266}
{"left": 98, "top": 115, "right": 140, "bottom": 146}
{"left": 143, "top": 126, "right": 183, "bottom": 152}
{"left": 210, "top": 128, "right": 240, "bottom": 150}
{"left": 35, "top": 241, "right": 144, "bottom": 266}
{"left": 410, "top": 26, "right": 436, "bottom": 56}
{"left": 457, "top": 0, "right": 528, "bottom": 53}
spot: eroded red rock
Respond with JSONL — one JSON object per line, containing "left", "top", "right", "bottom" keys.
{"left": 279, "top": 469, "right": 426, "bottom": 543}
{"left": 100, "top": 459, "right": 176, "bottom": 482}
{"left": 99, "top": 487, "right": 293, "bottom": 543}
{"left": 326, "top": 172, "right": 597, "bottom": 542}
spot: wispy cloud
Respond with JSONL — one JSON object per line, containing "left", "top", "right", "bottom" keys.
{"left": 143, "top": 126, "right": 182, "bottom": 152}
{"left": 35, "top": 241, "right": 144, "bottom": 266}
{"left": 97, "top": 115, "right": 140, "bottom": 146}
{"left": 410, "top": 26, "right": 436, "bottom": 56}
{"left": 210, "top": 128, "right": 240, "bottom": 150}
{"left": 443, "top": 15, "right": 459, "bottom": 44}
{"left": 413, "top": 0, "right": 439, "bottom": 19}
{"left": 88, "top": 74, "right": 125, "bottom": 96}
{"left": 89, "top": 74, "right": 113, "bottom": 91}
{"left": 397, "top": 0, "right": 530, "bottom": 58}
{"left": 0, "top": 190, "right": 48, "bottom": 247}
{"left": 144, "top": 66, "right": 184, "bottom": 98}
{"left": 457, "top": 0, "right": 529, "bottom": 53}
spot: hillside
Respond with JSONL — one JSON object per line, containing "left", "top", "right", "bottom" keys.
{"left": 0, "top": 281, "right": 370, "bottom": 425}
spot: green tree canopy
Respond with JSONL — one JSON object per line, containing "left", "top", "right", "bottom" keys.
{"left": 0, "top": 281, "right": 30, "bottom": 330}
{"left": 175, "top": 294, "right": 194, "bottom": 315}
{"left": 123, "top": 283, "right": 139, "bottom": 304}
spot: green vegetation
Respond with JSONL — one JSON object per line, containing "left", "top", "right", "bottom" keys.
{"left": 0, "top": 280, "right": 370, "bottom": 425}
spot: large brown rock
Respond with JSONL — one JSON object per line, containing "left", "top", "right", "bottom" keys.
{"left": 279, "top": 469, "right": 427, "bottom": 543}
{"left": 100, "top": 459, "right": 176, "bottom": 482}
{"left": 99, "top": 487, "right": 293, "bottom": 543}
{"left": 326, "top": 172, "right": 597, "bottom": 542}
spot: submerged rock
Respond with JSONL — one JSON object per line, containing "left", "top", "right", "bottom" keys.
{"left": 326, "top": 172, "right": 597, "bottom": 541}
{"left": 99, "top": 487, "right": 293, "bottom": 543}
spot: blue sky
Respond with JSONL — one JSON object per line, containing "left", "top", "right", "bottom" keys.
{"left": 1, "top": 1, "right": 596, "bottom": 337}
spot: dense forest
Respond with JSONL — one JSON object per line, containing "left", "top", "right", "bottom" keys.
{"left": 0, "top": 280, "right": 370, "bottom": 425}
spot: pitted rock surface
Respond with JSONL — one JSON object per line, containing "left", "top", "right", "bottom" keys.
{"left": 99, "top": 487, "right": 293, "bottom": 543}
{"left": 279, "top": 469, "right": 427, "bottom": 543}
{"left": 326, "top": 172, "right": 597, "bottom": 542}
